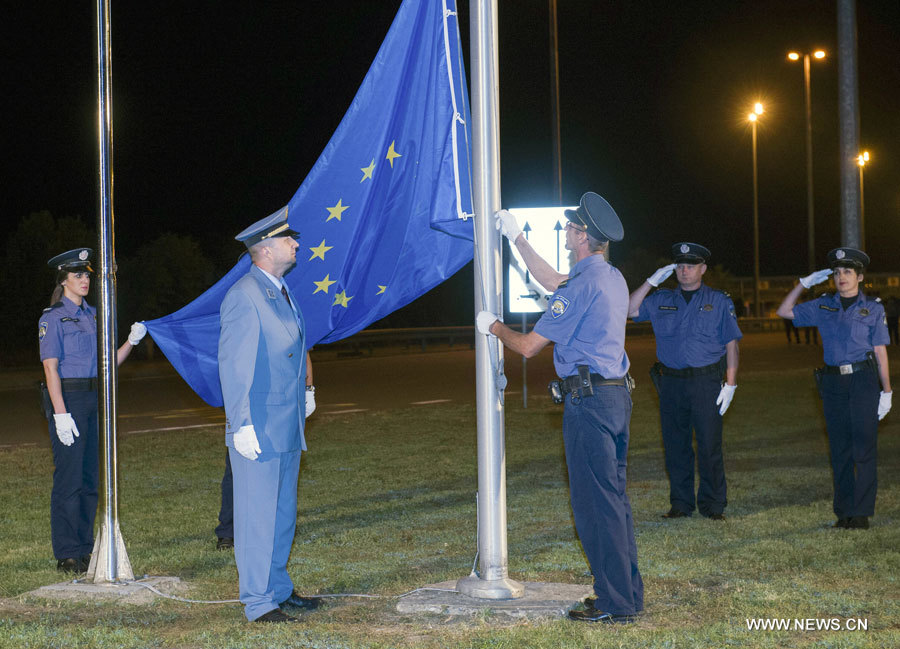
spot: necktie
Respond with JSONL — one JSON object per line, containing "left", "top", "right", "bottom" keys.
{"left": 281, "top": 285, "right": 291, "bottom": 307}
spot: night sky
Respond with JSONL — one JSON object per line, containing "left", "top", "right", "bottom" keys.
{"left": 5, "top": 0, "right": 900, "bottom": 278}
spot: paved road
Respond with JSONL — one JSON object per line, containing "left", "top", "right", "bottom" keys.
{"left": 2, "top": 332, "right": 879, "bottom": 449}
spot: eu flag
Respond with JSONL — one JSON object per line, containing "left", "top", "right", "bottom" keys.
{"left": 145, "top": 0, "right": 473, "bottom": 406}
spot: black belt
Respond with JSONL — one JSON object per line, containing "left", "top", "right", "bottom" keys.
{"left": 653, "top": 356, "right": 726, "bottom": 378}
{"left": 561, "top": 373, "right": 629, "bottom": 394}
{"left": 60, "top": 377, "right": 98, "bottom": 391}
{"left": 820, "top": 359, "right": 875, "bottom": 375}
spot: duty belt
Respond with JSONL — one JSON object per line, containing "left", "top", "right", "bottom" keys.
{"left": 820, "top": 357, "right": 876, "bottom": 375}
{"left": 60, "top": 377, "right": 98, "bottom": 391}
{"left": 561, "top": 373, "right": 629, "bottom": 393}
{"left": 653, "top": 356, "right": 726, "bottom": 378}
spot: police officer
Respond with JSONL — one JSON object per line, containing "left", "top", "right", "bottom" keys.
{"left": 628, "top": 243, "right": 741, "bottom": 521}
{"left": 776, "top": 248, "right": 891, "bottom": 529}
{"left": 479, "top": 192, "right": 643, "bottom": 624}
{"left": 38, "top": 248, "right": 147, "bottom": 572}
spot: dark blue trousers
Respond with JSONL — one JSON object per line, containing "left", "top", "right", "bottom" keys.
{"left": 48, "top": 389, "right": 99, "bottom": 560}
{"left": 658, "top": 373, "right": 727, "bottom": 516}
{"left": 562, "top": 385, "right": 643, "bottom": 616}
{"left": 216, "top": 450, "right": 234, "bottom": 539}
{"left": 820, "top": 369, "right": 880, "bottom": 518}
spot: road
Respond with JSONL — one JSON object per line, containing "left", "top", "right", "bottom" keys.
{"left": 1, "top": 332, "right": 881, "bottom": 449}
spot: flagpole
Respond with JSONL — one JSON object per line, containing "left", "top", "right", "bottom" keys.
{"left": 457, "top": 0, "right": 524, "bottom": 600}
{"left": 88, "top": 0, "right": 133, "bottom": 583}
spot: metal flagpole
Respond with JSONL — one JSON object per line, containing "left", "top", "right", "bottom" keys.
{"left": 457, "top": 0, "right": 523, "bottom": 600}
{"left": 837, "top": 0, "right": 862, "bottom": 248}
{"left": 88, "top": 0, "right": 134, "bottom": 583}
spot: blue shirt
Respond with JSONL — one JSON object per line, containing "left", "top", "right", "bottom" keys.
{"left": 793, "top": 291, "right": 889, "bottom": 365}
{"left": 38, "top": 296, "right": 98, "bottom": 379}
{"left": 534, "top": 254, "right": 630, "bottom": 379}
{"left": 633, "top": 284, "right": 742, "bottom": 369}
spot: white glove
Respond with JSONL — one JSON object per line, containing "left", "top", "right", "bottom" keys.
{"left": 476, "top": 311, "right": 499, "bottom": 336}
{"left": 233, "top": 425, "right": 262, "bottom": 461}
{"left": 494, "top": 209, "right": 523, "bottom": 243}
{"left": 799, "top": 268, "right": 833, "bottom": 289}
{"left": 53, "top": 413, "right": 80, "bottom": 446}
{"left": 647, "top": 264, "right": 677, "bottom": 287}
{"left": 716, "top": 384, "right": 737, "bottom": 415}
{"left": 878, "top": 391, "right": 892, "bottom": 421}
{"left": 128, "top": 322, "right": 147, "bottom": 345}
{"left": 305, "top": 386, "right": 316, "bottom": 418}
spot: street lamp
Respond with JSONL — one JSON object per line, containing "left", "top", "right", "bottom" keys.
{"left": 748, "top": 102, "right": 763, "bottom": 317}
{"left": 857, "top": 150, "right": 870, "bottom": 248}
{"left": 787, "top": 49, "right": 826, "bottom": 272}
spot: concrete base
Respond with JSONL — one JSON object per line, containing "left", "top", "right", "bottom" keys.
{"left": 25, "top": 576, "right": 186, "bottom": 605}
{"left": 397, "top": 580, "right": 592, "bottom": 619}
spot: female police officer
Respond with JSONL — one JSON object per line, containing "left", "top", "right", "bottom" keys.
{"left": 38, "top": 248, "right": 148, "bottom": 572}
{"left": 776, "top": 247, "right": 891, "bottom": 530}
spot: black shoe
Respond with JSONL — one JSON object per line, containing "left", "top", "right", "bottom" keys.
{"left": 280, "top": 590, "right": 321, "bottom": 611}
{"left": 662, "top": 507, "right": 689, "bottom": 519}
{"left": 216, "top": 537, "right": 234, "bottom": 550}
{"left": 79, "top": 554, "right": 92, "bottom": 572}
{"left": 832, "top": 518, "right": 850, "bottom": 529}
{"left": 254, "top": 609, "right": 298, "bottom": 623}
{"left": 568, "top": 601, "right": 635, "bottom": 624}
{"left": 846, "top": 516, "right": 869, "bottom": 529}
{"left": 57, "top": 558, "right": 82, "bottom": 573}
{"left": 704, "top": 513, "right": 726, "bottom": 521}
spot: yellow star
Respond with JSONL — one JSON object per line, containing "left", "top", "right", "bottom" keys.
{"left": 376, "top": 285, "right": 387, "bottom": 295}
{"left": 360, "top": 159, "right": 375, "bottom": 182}
{"left": 326, "top": 199, "right": 349, "bottom": 222}
{"left": 308, "top": 239, "right": 333, "bottom": 261}
{"left": 313, "top": 274, "right": 336, "bottom": 294}
{"left": 385, "top": 140, "right": 402, "bottom": 169}
{"left": 333, "top": 290, "right": 353, "bottom": 308}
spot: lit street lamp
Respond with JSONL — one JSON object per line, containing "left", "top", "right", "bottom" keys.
{"left": 787, "top": 49, "right": 826, "bottom": 272}
{"left": 748, "top": 102, "right": 763, "bottom": 317}
{"left": 858, "top": 150, "right": 870, "bottom": 248}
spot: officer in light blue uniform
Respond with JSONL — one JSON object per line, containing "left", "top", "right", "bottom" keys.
{"left": 482, "top": 192, "right": 643, "bottom": 623}
{"left": 218, "top": 207, "right": 319, "bottom": 623}
{"left": 629, "top": 243, "right": 741, "bottom": 520}
{"left": 776, "top": 247, "right": 891, "bottom": 529}
{"left": 38, "top": 248, "right": 146, "bottom": 572}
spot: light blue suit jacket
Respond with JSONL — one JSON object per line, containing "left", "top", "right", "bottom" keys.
{"left": 219, "top": 264, "right": 307, "bottom": 453}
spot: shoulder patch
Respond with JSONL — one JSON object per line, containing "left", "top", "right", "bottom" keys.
{"left": 549, "top": 295, "right": 570, "bottom": 318}
{"left": 38, "top": 321, "right": 48, "bottom": 341}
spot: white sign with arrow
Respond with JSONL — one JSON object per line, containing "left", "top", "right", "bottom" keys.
{"left": 505, "top": 206, "right": 577, "bottom": 314}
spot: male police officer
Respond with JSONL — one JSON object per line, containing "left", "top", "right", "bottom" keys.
{"left": 218, "top": 207, "right": 319, "bottom": 623}
{"left": 776, "top": 248, "right": 891, "bottom": 529}
{"left": 628, "top": 243, "right": 741, "bottom": 521}
{"left": 478, "top": 192, "right": 643, "bottom": 623}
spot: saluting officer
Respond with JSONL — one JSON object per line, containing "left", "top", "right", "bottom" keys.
{"left": 628, "top": 243, "right": 741, "bottom": 521}
{"left": 480, "top": 192, "right": 643, "bottom": 624}
{"left": 776, "top": 248, "right": 891, "bottom": 529}
{"left": 38, "top": 248, "right": 147, "bottom": 572}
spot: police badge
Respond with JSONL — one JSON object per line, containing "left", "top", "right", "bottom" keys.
{"left": 550, "top": 295, "right": 570, "bottom": 319}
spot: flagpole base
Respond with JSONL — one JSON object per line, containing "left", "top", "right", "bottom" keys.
{"left": 86, "top": 520, "right": 134, "bottom": 583}
{"left": 456, "top": 574, "right": 525, "bottom": 600}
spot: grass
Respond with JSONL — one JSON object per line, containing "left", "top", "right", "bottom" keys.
{"left": 0, "top": 355, "right": 898, "bottom": 648}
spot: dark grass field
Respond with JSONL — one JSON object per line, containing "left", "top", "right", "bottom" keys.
{"left": 0, "top": 333, "right": 897, "bottom": 648}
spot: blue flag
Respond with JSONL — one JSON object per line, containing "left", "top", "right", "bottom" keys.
{"left": 145, "top": 0, "right": 474, "bottom": 407}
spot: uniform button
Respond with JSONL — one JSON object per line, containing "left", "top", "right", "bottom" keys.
{"left": 288, "top": 353, "right": 294, "bottom": 357}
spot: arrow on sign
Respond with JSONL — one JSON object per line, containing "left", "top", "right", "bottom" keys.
{"left": 553, "top": 221, "right": 563, "bottom": 270}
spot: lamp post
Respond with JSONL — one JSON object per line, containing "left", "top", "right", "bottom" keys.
{"left": 857, "top": 150, "right": 869, "bottom": 248}
{"left": 787, "top": 50, "right": 826, "bottom": 272}
{"left": 749, "top": 102, "right": 763, "bottom": 317}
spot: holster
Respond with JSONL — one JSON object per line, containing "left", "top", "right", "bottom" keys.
{"left": 649, "top": 362, "right": 662, "bottom": 395}
{"left": 38, "top": 381, "right": 52, "bottom": 420}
